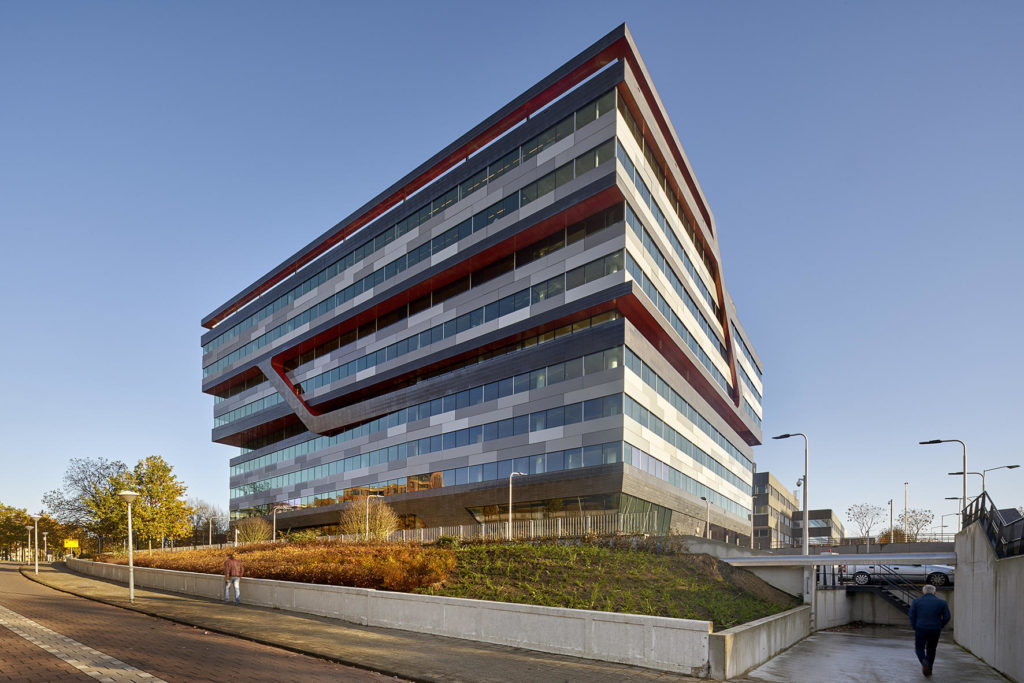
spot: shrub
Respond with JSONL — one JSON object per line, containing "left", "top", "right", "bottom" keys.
{"left": 236, "top": 517, "right": 271, "bottom": 543}
{"left": 435, "top": 535, "right": 461, "bottom": 549}
{"left": 338, "top": 497, "right": 399, "bottom": 540}
{"left": 96, "top": 540, "right": 456, "bottom": 592}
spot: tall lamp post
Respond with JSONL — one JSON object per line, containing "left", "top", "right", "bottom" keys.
{"left": 700, "top": 496, "right": 711, "bottom": 540}
{"left": 904, "top": 482, "right": 909, "bottom": 538}
{"left": 42, "top": 532, "right": 48, "bottom": 563}
{"left": 508, "top": 472, "right": 525, "bottom": 542}
{"left": 29, "top": 515, "right": 41, "bottom": 574}
{"left": 24, "top": 526, "right": 33, "bottom": 565}
{"left": 944, "top": 496, "right": 961, "bottom": 532}
{"left": 365, "top": 495, "right": 384, "bottom": 539}
{"left": 772, "top": 433, "right": 809, "bottom": 556}
{"left": 920, "top": 439, "right": 966, "bottom": 512}
{"left": 271, "top": 504, "right": 290, "bottom": 541}
{"left": 118, "top": 490, "right": 140, "bottom": 604}
{"left": 887, "top": 499, "right": 893, "bottom": 544}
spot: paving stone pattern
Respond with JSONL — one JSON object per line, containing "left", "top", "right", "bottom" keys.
{"left": 0, "top": 563, "right": 398, "bottom": 683}
{"left": 0, "top": 603, "right": 163, "bottom": 681}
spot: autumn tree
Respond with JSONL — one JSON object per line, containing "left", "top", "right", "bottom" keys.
{"left": 338, "top": 497, "right": 399, "bottom": 540}
{"left": 846, "top": 504, "right": 885, "bottom": 542}
{"left": 43, "top": 457, "right": 128, "bottom": 553}
{"left": 898, "top": 508, "right": 934, "bottom": 542}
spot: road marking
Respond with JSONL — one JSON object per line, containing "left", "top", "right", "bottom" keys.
{"left": 0, "top": 603, "right": 166, "bottom": 682}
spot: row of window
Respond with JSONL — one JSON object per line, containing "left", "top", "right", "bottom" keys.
{"left": 214, "top": 391, "right": 284, "bottom": 428}
{"left": 736, "top": 360, "right": 762, "bottom": 403}
{"left": 623, "top": 442, "right": 749, "bottom": 519}
{"left": 623, "top": 346, "right": 752, "bottom": 472}
{"left": 743, "top": 399, "right": 762, "bottom": 428}
{"left": 615, "top": 128, "right": 719, "bottom": 316}
{"left": 731, "top": 322, "right": 763, "bottom": 381}
{"left": 625, "top": 202, "right": 726, "bottom": 360}
{"left": 230, "top": 393, "right": 624, "bottom": 499}
{"left": 204, "top": 135, "right": 618, "bottom": 379}
{"left": 624, "top": 395, "right": 750, "bottom": 495}
{"left": 294, "top": 250, "right": 624, "bottom": 396}
{"left": 624, "top": 252, "right": 731, "bottom": 392}
{"left": 204, "top": 89, "right": 616, "bottom": 355}
{"left": 238, "top": 437, "right": 749, "bottom": 523}
{"left": 279, "top": 203, "right": 623, "bottom": 376}
{"left": 235, "top": 311, "right": 619, "bottom": 455}
{"left": 231, "top": 344, "right": 624, "bottom": 477}
{"left": 616, "top": 96, "right": 719, "bottom": 293}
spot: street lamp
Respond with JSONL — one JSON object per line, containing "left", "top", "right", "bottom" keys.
{"left": 887, "top": 499, "right": 893, "bottom": 544}
{"left": 948, "top": 465, "right": 1019, "bottom": 498}
{"left": 271, "top": 504, "right": 291, "bottom": 541}
{"left": 365, "top": 495, "right": 384, "bottom": 539}
{"left": 42, "top": 532, "right": 48, "bottom": 562}
{"left": 939, "top": 513, "right": 959, "bottom": 538}
{"left": 508, "top": 472, "right": 526, "bottom": 542}
{"left": 944, "top": 497, "right": 961, "bottom": 532}
{"left": 29, "top": 515, "right": 41, "bottom": 574}
{"left": 920, "top": 439, "right": 966, "bottom": 512}
{"left": 24, "top": 526, "right": 33, "bottom": 565}
{"left": 772, "top": 433, "right": 809, "bottom": 555}
{"left": 700, "top": 496, "right": 711, "bottom": 540}
{"left": 118, "top": 490, "right": 140, "bottom": 604}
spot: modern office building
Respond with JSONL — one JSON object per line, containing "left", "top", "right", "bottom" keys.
{"left": 792, "top": 509, "right": 846, "bottom": 547}
{"left": 752, "top": 471, "right": 798, "bottom": 550}
{"left": 200, "top": 25, "right": 764, "bottom": 540}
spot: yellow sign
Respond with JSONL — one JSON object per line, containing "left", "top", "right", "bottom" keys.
{"left": 63, "top": 539, "right": 79, "bottom": 549}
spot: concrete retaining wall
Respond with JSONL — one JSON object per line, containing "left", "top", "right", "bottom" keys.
{"left": 68, "top": 558, "right": 713, "bottom": 676}
{"left": 708, "top": 606, "right": 810, "bottom": 680}
{"left": 954, "top": 523, "right": 1024, "bottom": 682}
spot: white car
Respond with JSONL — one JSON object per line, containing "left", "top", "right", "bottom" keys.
{"left": 845, "top": 563, "right": 954, "bottom": 586}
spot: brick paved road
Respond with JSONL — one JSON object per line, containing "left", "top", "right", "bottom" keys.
{"left": 0, "top": 564, "right": 401, "bottom": 682}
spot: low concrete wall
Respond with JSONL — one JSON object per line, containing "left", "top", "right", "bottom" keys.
{"left": 815, "top": 589, "right": 851, "bottom": 630}
{"left": 68, "top": 558, "right": 713, "bottom": 676}
{"left": 954, "top": 523, "right": 1024, "bottom": 682}
{"left": 708, "top": 606, "right": 810, "bottom": 680}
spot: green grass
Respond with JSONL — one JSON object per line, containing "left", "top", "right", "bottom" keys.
{"left": 415, "top": 542, "right": 799, "bottom": 630}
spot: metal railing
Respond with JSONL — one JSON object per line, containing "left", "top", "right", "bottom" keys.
{"left": 335, "top": 511, "right": 665, "bottom": 543}
{"left": 871, "top": 564, "right": 920, "bottom": 612}
{"left": 963, "top": 492, "right": 1024, "bottom": 558}
{"left": 155, "top": 512, "right": 666, "bottom": 551}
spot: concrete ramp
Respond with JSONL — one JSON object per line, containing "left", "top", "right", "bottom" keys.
{"left": 735, "top": 626, "right": 1003, "bottom": 682}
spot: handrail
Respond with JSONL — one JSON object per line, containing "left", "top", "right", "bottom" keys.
{"left": 962, "top": 492, "right": 1024, "bottom": 558}
{"left": 873, "top": 564, "right": 920, "bottom": 609}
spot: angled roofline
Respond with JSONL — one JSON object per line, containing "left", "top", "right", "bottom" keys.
{"left": 202, "top": 23, "right": 716, "bottom": 331}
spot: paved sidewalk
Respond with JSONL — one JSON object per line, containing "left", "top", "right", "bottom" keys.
{"left": 21, "top": 563, "right": 688, "bottom": 683}
{"left": 735, "top": 625, "right": 1008, "bottom": 683}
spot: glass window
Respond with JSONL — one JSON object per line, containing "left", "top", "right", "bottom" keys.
{"left": 547, "top": 450, "right": 564, "bottom": 472}
{"left": 514, "top": 456, "right": 530, "bottom": 475}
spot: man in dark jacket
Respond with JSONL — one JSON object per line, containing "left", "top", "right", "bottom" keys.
{"left": 908, "top": 584, "right": 951, "bottom": 676}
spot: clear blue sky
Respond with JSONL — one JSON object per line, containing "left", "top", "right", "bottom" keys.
{"left": 2, "top": 2, "right": 1021, "bottom": 533}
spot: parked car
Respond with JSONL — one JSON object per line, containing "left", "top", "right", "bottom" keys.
{"left": 844, "top": 563, "right": 954, "bottom": 586}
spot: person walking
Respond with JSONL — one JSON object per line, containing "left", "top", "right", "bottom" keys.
{"left": 908, "top": 584, "right": 951, "bottom": 676}
{"left": 224, "top": 553, "right": 244, "bottom": 605}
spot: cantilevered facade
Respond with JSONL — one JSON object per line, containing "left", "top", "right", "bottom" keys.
{"left": 201, "top": 25, "right": 764, "bottom": 541}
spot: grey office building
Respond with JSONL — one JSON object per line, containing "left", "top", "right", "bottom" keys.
{"left": 200, "top": 25, "right": 764, "bottom": 540}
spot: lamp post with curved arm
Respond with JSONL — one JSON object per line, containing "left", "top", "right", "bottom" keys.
{"left": 772, "top": 433, "right": 808, "bottom": 556}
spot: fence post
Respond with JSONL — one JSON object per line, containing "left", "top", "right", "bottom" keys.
{"left": 557, "top": 518, "right": 562, "bottom": 538}
{"left": 585, "top": 515, "right": 591, "bottom": 535}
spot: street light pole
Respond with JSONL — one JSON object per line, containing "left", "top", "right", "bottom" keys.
{"left": 24, "top": 526, "right": 33, "bottom": 565}
{"left": 772, "top": 433, "right": 809, "bottom": 556}
{"left": 887, "top": 499, "right": 893, "bottom": 544}
{"left": 271, "top": 505, "right": 290, "bottom": 542}
{"left": 508, "top": 472, "right": 525, "bottom": 542}
{"left": 920, "top": 439, "right": 966, "bottom": 512}
{"left": 42, "top": 532, "right": 48, "bottom": 562}
{"left": 904, "top": 482, "right": 908, "bottom": 538}
{"left": 30, "top": 515, "right": 41, "bottom": 574}
{"left": 365, "top": 495, "right": 384, "bottom": 539}
{"left": 118, "top": 491, "right": 140, "bottom": 604}
{"left": 700, "top": 496, "right": 711, "bottom": 540}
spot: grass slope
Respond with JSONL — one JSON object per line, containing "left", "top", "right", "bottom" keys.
{"left": 416, "top": 543, "right": 799, "bottom": 630}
